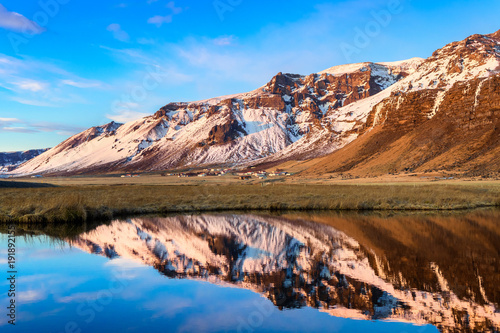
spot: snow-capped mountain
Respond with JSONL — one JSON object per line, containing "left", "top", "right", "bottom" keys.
{"left": 68, "top": 214, "right": 500, "bottom": 332}
{"left": 0, "top": 148, "right": 49, "bottom": 173}
{"left": 9, "top": 58, "right": 422, "bottom": 175}
{"left": 10, "top": 29, "right": 500, "bottom": 176}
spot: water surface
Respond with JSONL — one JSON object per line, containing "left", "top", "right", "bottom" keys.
{"left": 1, "top": 210, "right": 499, "bottom": 332}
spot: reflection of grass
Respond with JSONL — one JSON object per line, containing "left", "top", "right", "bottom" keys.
{"left": 0, "top": 183, "right": 499, "bottom": 223}
{"left": 0, "top": 220, "right": 110, "bottom": 239}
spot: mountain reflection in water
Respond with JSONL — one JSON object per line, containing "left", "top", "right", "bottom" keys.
{"left": 60, "top": 210, "right": 500, "bottom": 333}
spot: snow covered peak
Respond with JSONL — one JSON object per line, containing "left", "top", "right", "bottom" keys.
{"left": 318, "top": 57, "right": 424, "bottom": 77}
{"left": 394, "top": 32, "right": 500, "bottom": 93}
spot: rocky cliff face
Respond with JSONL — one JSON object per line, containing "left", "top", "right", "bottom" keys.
{"left": 67, "top": 214, "right": 500, "bottom": 332}
{"left": 301, "top": 29, "right": 500, "bottom": 177}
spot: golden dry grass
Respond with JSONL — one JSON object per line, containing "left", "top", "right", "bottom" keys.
{"left": 1, "top": 182, "right": 499, "bottom": 223}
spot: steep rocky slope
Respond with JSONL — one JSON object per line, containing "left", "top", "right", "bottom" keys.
{"left": 9, "top": 59, "right": 422, "bottom": 175}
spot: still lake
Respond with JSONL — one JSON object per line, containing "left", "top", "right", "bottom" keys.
{"left": 1, "top": 210, "right": 499, "bottom": 332}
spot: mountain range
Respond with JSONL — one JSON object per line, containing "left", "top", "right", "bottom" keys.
{"left": 6, "top": 29, "right": 500, "bottom": 177}
{"left": 0, "top": 148, "right": 49, "bottom": 173}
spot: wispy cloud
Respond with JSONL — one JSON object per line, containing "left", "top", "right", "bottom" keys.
{"left": 100, "top": 45, "right": 155, "bottom": 66}
{"left": 12, "top": 80, "right": 47, "bottom": 92}
{"left": 106, "top": 109, "right": 149, "bottom": 123}
{"left": 147, "top": 1, "right": 182, "bottom": 27}
{"left": 0, "top": 53, "right": 103, "bottom": 108}
{"left": 31, "top": 121, "right": 86, "bottom": 135}
{"left": 9, "top": 97, "right": 56, "bottom": 107}
{"left": 147, "top": 15, "right": 173, "bottom": 27}
{"left": 1, "top": 126, "right": 38, "bottom": 133}
{"left": 212, "top": 35, "right": 236, "bottom": 46}
{"left": 100, "top": 46, "right": 193, "bottom": 83}
{"left": 0, "top": 4, "right": 45, "bottom": 34}
{"left": 107, "top": 23, "right": 130, "bottom": 42}
{"left": 17, "top": 290, "right": 46, "bottom": 303}
{"left": 56, "top": 291, "right": 105, "bottom": 304}
{"left": 61, "top": 79, "right": 102, "bottom": 89}
{"left": 137, "top": 37, "right": 156, "bottom": 45}
{"left": 0, "top": 117, "right": 20, "bottom": 123}
{"left": 166, "top": 1, "right": 182, "bottom": 15}
{"left": 0, "top": 118, "right": 85, "bottom": 135}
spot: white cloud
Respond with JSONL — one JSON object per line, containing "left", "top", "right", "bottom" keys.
{"left": 107, "top": 23, "right": 130, "bottom": 42}
{"left": 0, "top": 118, "right": 19, "bottom": 122}
{"left": 2, "top": 126, "right": 38, "bottom": 133}
{"left": 13, "top": 80, "right": 46, "bottom": 92}
{"left": 0, "top": 4, "right": 45, "bottom": 34}
{"left": 166, "top": 1, "right": 182, "bottom": 15}
{"left": 100, "top": 45, "right": 156, "bottom": 66}
{"left": 56, "top": 291, "right": 104, "bottom": 304}
{"left": 147, "top": 1, "right": 182, "bottom": 27}
{"left": 147, "top": 15, "right": 173, "bottom": 27}
{"left": 17, "top": 290, "right": 46, "bottom": 303}
{"left": 212, "top": 35, "right": 236, "bottom": 46}
{"left": 61, "top": 79, "right": 102, "bottom": 89}
{"left": 106, "top": 110, "right": 149, "bottom": 123}
{"left": 137, "top": 37, "right": 155, "bottom": 45}
{"left": 9, "top": 97, "right": 56, "bottom": 107}
{"left": 0, "top": 118, "right": 85, "bottom": 135}
{"left": 30, "top": 121, "right": 86, "bottom": 135}
{"left": 0, "top": 53, "right": 100, "bottom": 108}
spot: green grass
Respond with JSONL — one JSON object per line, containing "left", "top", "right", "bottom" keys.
{"left": 1, "top": 183, "right": 499, "bottom": 223}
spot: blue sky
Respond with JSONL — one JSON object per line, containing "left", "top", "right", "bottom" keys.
{"left": 0, "top": 0, "right": 499, "bottom": 151}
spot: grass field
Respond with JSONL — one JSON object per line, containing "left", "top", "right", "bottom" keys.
{"left": 1, "top": 175, "right": 499, "bottom": 223}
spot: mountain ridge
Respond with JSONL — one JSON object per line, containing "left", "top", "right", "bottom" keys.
{"left": 6, "top": 29, "right": 500, "bottom": 177}
{"left": 0, "top": 148, "right": 50, "bottom": 173}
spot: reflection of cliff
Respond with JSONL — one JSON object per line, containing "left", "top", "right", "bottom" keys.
{"left": 295, "top": 211, "right": 500, "bottom": 307}
{"left": 68, "top": 213, "right": 500, "bottom": 333}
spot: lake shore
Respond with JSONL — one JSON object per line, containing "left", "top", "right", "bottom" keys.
{"left": 1, "top": 177, "right": 499, "bottom": 223}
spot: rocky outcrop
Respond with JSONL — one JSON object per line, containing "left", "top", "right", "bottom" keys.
{"left": 204, "top": 118, "right": 247, "bottom": 146}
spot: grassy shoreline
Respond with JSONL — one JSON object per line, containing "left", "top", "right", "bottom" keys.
{"left": 1, "top": 183, "right": 499, "bottom": 223}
